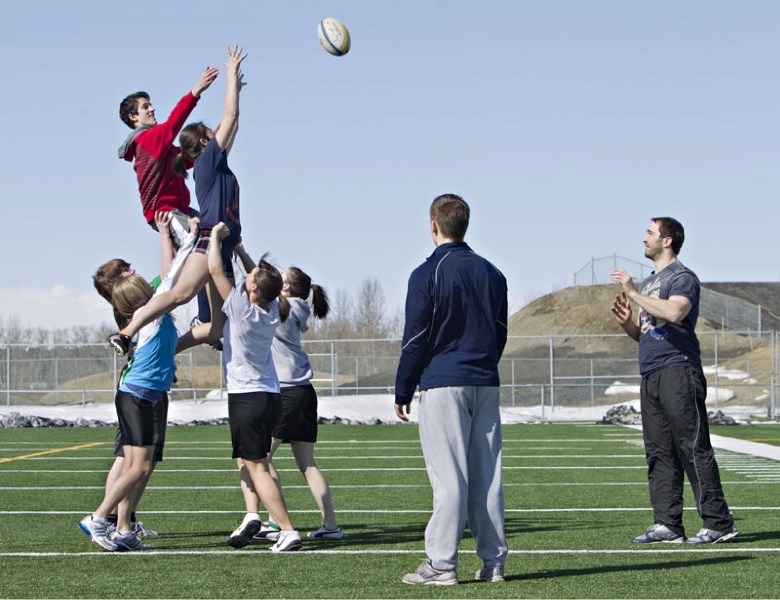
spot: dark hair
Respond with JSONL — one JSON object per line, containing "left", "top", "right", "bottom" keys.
{"left": 652, "top": 216, "right": 685, "bottom": 255}
{"left": 94, "top": 258, "right": 132, "bottom": 303}
{"left": 251, "top": 254, "right": 288, "bottom": 321}
{"left": 173, "top": 121, "right": 211, "bottom": 178}
{"left": 111, "top": 274, "right": 153, "bottom": 329}
{"left": 119, "top": 92, "right": 150, "bottom": 129}
{"left": 285, "top": 266, "right": 330, "bottom": 319}
{"left": 430, "top": 193, "right": 470, "bottom": 241}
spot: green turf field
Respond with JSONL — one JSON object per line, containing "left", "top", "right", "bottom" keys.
{"left": 1, "top": 422, "right": 779, "bottom": 599}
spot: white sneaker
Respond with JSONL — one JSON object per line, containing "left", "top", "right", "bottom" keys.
{"left": 253, "top": 520, "right": 281, "bottom": 540}
{"left": 78, "top": 515, "right": 118, "bottom": 552}
{"left": 228, "top": 514, "right": 262, "bottom": 548}
{"left": 269, "top": 530, "right": 302, "bottom": 553}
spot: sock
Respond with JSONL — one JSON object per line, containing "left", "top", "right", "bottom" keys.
{"left": 107, "top": 514, "right": 118, "bottom": 525}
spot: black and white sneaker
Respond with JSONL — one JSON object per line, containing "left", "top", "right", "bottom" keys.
{"left": 228, "top": 514, "right": 263, "bottom": 548}
{"left": 107, "top": 333, "right": 131, "bottom": 357}
{"left": 269, "top": 530, "right": 302, "bottom": 553}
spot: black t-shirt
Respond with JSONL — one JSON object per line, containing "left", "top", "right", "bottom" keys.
{"left": 637, "top": 261, "right": 701, "bottom": 375}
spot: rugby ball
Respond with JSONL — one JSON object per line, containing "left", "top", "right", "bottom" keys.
{"left": 317, "top": 17, "right": 351, "bottom": 56}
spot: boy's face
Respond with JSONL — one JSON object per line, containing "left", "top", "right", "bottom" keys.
{"left": 131, "top": 97, "right": 157, "bottom": 128}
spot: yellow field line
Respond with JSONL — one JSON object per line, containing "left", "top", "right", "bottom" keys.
{"left": 0, "top": 442, "right": 105, "bottom": 464}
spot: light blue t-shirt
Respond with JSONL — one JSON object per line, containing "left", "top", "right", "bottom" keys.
{"left": 272, "top": 297, "right": 313, "bottom": 387}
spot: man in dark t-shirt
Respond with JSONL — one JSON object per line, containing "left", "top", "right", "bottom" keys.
{"left": 611, "top": 217, "right": 737, "bottom": 546}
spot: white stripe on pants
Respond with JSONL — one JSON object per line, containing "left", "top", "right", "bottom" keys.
{"left": 418, "top": 385, "right": 508, "bottom": 571}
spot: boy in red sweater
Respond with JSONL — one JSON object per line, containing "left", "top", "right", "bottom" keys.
{"left": 118, "top": 66, "right": 220, "bottom": 337}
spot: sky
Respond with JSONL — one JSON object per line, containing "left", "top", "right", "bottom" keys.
{"left": 1, "top": 0, "right": 779, "bottom": 330}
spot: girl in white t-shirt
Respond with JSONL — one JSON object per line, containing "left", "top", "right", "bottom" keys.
{"left": 207, "top": 221, "right": 301, "bottom": 553}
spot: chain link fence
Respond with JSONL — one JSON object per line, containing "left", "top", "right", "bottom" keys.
{"left": 2, "top": 330, "right": 777, "bottom": 417}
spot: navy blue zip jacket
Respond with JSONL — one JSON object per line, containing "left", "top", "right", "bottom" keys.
{"left": 395, "top": 241, "right": 508, "bottom": 405}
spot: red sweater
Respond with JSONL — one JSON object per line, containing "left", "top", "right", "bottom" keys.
{"left": 121, "top": 92, "right": 199, "bottom": 223}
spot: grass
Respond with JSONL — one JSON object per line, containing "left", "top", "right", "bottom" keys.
{"left": 1, "top": 422, "right": 780, "bottom": 598}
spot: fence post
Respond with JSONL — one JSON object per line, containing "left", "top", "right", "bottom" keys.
{"left": 511, "top": 359, "right": 516, "bottom": 407}
{"left": 714, "top": 334, "right": 719, "bottom": 411}
{"left": 590, "top": 358, "right": 595, "bottom": 406}
{"left": 331, "top": 341, "right": 337, "bottom": 397}
{"left": 6, "top": 346, "right": 10, "bottom": 406}
{"left": 548, "top": 338, "right": 555, "bottom": 411}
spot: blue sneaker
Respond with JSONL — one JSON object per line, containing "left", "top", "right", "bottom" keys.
{"left": 632, "top": 524, "right": 684, "bottom": 544}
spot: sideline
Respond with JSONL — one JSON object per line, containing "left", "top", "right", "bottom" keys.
{"left": 624, "top": 425, "right": 780, "bottom": 461}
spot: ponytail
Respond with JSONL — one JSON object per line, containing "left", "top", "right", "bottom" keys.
{"left": 277, "top": 294, "right": 291, "bottom": 322}
{"left": 310, "top": 284, "right": 330, "bottom": 319}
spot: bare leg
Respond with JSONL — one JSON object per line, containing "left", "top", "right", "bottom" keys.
{"left": 242, "top": 458, "right": 294, "bottom": 531}
{"left": 237, "top": 458, "right": 261, "bottom": 513}
{"left": 177, "top": 278, "right": 227, "bottom": 352}
{"left": 119, "top": 254, "right": 209, "bottom": 338}
{"left": 290, "top": 440, "right": 338, "bottom": 530}
{"left": 94, "top": 445, "right": 154, "bottom": 531}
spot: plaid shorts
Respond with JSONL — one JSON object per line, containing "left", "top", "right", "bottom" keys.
{"left": 193, "top": 227, "right": 212, "bottom": 254}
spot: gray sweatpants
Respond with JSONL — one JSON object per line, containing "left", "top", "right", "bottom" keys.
{"left": 418, "top": 386, "right": 508, "bottom": 572}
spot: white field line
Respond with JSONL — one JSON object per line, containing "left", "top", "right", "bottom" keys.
{"left": 2, "top": 506, "right": 779, "bottom": 516}
{"left": 2, "top": 547, "right": 780, "bottom": 558}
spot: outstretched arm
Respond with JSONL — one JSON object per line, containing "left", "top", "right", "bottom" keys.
{"left": 208, "top": 223, "right": 234, "bottom": 302}
{"left": 192, "top": 66, "right": 220, "bottom": 98}
{"left": 215, "top": 45, "right": 247, "bottom": 155}
{"left": 233, "top": 240, "right": 255, "bottom": 274}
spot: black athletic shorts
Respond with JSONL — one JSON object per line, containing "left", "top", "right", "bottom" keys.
{"left": 114, "top": 392, "right": 168, "bottom": 460}
{"left": 272, "top": 384, "right": 318, "bottom": 443}
{"left": 228, "top": 391, "right": 281, "bottom": 460}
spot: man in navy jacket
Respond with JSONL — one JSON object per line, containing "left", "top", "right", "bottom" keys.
{"left": 395, "top": 194, "right": 508, "bottom": 586}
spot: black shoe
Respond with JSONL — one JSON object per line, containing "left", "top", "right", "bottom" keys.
{"left": 190, "top": 317, "right": 222, "bottom": 351}
{"left": 107, "top": 333, "right": 131, "bottom": 357}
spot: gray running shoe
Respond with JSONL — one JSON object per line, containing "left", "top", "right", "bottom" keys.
{"left": 632, "top": 523, "right": 684, "bottom": 544}
{"left": 112, "top": 530, "right": 150, "bottom": 551}
{"left": 475, "top": 565, "right": 505, "bottom": 583}
{"left": 402, "top": 560, "right": 458, "bottom": 586}
{"left": 269, "top": 530, "right": 302, "bottom": 553}
{"left": 132, "top": 521, "right": 158, "bottom": 538}
{"left": 686, "top": 527, "right": 739, "bottom": 545}
{"left": 78, "top": 515, "right": 118, "bottom": 552}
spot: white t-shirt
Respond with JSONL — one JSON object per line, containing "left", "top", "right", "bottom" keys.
{"left": 221, "top": 278, "right": 281, "bottom": 394}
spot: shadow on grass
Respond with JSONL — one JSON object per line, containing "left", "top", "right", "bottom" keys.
{"left": 502, "top": 555, "right": 750, "bottom": 583}
{"left": 730, "top": 530, "right": 780, "bottom": 542}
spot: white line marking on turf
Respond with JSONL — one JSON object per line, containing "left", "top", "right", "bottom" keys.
{"left": 1, "top": 547, "right": 778, "bottom": 558}
{"left": 2, "top": 506, "right": 778, "bottom": 515}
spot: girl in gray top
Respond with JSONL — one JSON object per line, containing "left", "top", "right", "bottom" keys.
{"left": 268, "top": 267, "right": 342, "bottom": 540}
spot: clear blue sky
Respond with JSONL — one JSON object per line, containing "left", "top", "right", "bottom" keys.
{"left": 2, "top": 0, "right": 779, "bottom": 329}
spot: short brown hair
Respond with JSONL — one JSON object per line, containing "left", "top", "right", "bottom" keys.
{"left": 94, "top": 259, "right": 132, "bottom": 303}
{"left": 119, "top": 92, "right": 150, "bottom": 129}
{"left": 430, "top": 194, "right": 470, "bottom": 241}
